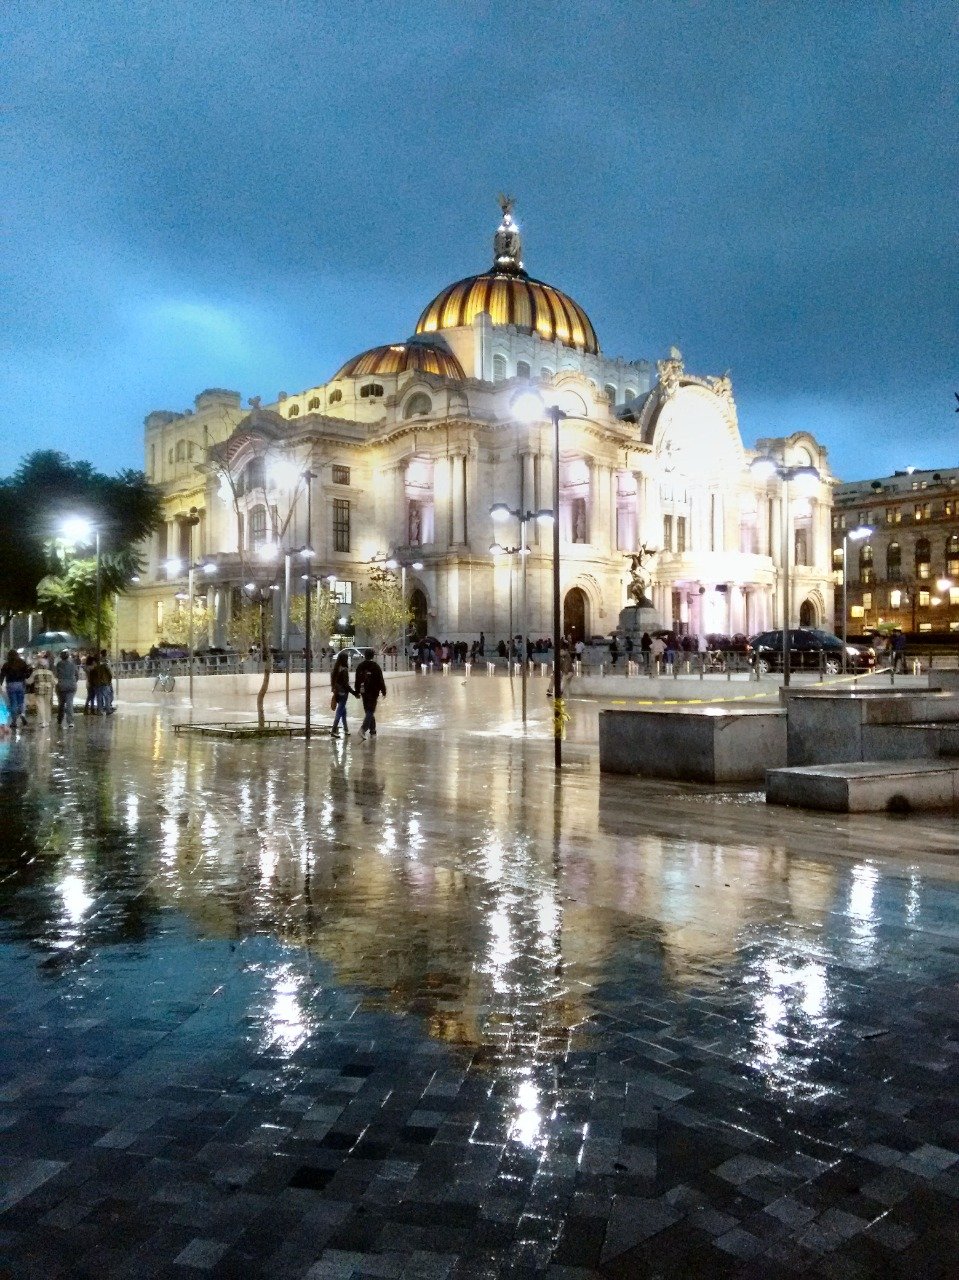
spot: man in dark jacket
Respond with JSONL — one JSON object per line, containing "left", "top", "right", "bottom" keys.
{"left": 354, "top": 649, "right": 387, "bottom": 739}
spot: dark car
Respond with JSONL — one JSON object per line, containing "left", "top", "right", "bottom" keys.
{"left": 749, "top": 628, "right": 875, "bottom": 675}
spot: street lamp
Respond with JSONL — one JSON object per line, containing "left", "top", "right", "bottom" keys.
{"left": 302, "top": 466, "right": 317, "bottom": 740}
{"left": 749, "top": 456, "right": 821, "bottom": 686}
{"left": 62, "top": 516, "right": 101, "bottom": 655}
{"left": 490, "top": 503, "right": 553, "bottom": 725}
{"left": 841, "top": 525, "right": 872, "bottom": 673}
{"left": 385, "top": 557, "right": 424, "bottom": 669}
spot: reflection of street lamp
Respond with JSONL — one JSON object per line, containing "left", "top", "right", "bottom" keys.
{"left": 749, "top": 456, "right": 821, "bottom": 686}
{"left": 490, "top": 503, "right": 553, "bottom": 725}
{"left": 385, "top": 557, "right": 424, "bottom": 669}
{"left": 842, "top": 525, "right": 872, "bottom": 673}
{"left": 62, "top": 516, "right": 101, "bottom": 654}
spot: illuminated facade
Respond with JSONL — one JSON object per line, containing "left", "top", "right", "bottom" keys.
{"left": 120, "top": 201, "right": 835, "bottom": 651}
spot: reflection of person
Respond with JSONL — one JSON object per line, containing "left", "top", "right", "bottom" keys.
{"left": 354, "top": 649, "right": 387, "bottom": 739}
{"left": 54, "top": 650, "right": 78, "bottom": 727}
{"left": 329, "top": 652, "right": 355, "bottom": 738}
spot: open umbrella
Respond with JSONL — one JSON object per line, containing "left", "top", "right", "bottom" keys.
{"left": 22, "top": 630, "right": 88, "bottom": 652}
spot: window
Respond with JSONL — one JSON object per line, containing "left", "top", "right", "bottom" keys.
{"left": 862, "top": 593, "right": 872, "bottom": 610}
{"left": 176, "top": 439, "right": 186, "bottom": 461}
{"left": 916, "top": 536, "right": 931, "bottom": 579}
{"left": 249, "top": 504, "right": 268, "bottom": 551}
{"left": 890, "top": 589, "right": 902, "bottom": 608}
{"left": 886, "top": 542, "right": 901, "bottom": 581}
{"left": 947, "top": 534, "right": 959, "bottom": 576}
{"left": 359, "top": 383, "right": 383, "bottom": 399}
{"left": 288, "top": 403, "right": 299, "bottom": 417}
{"left": 308, "top": 396, "right": 321, "bottom": 411}
{"left": 832, "top": 513, "right": 841, "bottom": 530}
{"left": 329, "top": 389, "right": 343, "bottom": 404}
{"left": 951, "top": 588, "right": 959, "bottom": 606}
{"left": 604, "top": 383, "right": 617, "bottom": 404}
{"left": 540, "top": 366, "right": 554, "bottom": 381}
{"left": 858, "top": 543, "right": 874, "bottom": 584}
{"left": 676, "top": 515, "right": 687, "bottom": 553}
{"left": 919, "top": 590, "right": 930, "bottom": 607}
{"left": 167, "top": 447, "right": 174, "bottom": 465}
{"left": 333, "top": 498, "right": 350, "bottom": 552}
{"left": 188, "top": 442, "right": 195, "bottom": 460}
{"left": 155, "top": 601, "right": 163, "bottom": 632}
{"left": 625, "top": 387, "right": 636, "bottom": 400}
{"left": 403, "top": 393, "right": 432, "bottom": 419}
{"left": 516, "top": 361, "right": 531, "bottom": 380}
{"left": 492, "top": 354, "right": 507, "bottom": 382}
{"left": 663, "top": 514, "right": 673, "bottom": 552}
{"left": 332, "top": 465, "right": 350, "bottom": 486}
{"left": 241, "top": 457, "right": 265, "bottom": 495}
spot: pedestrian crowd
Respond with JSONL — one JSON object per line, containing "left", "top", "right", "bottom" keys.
{"left": 0, "top": 647, "right": 115, "bottom": 735}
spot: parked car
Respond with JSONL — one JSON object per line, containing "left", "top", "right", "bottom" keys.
{"left": 749, "top": 628, "right": 875, "bottom": 675}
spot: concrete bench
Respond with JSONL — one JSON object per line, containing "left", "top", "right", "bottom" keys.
{"left": 766, "top": 759, "right": 959, "bottom": 813}
{"left": 781, "top": 688, "right": 959, "bottom": 765}
{"left": 599, "top": 705, "right": 786, "bottom": 783}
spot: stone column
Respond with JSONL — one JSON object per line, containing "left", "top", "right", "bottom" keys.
{"left": 392, "top": 464, "right": 406, "bottom": 547}
{"left": 451, "top": 452, "right": 466, "bottom": 547}
{"left": 522, "top": 452, "right": 537, "bottom": 545}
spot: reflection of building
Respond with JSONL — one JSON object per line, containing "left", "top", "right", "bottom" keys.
{"left": 833, "top": 467, "right": 959, "bottom": 635}
{"left": 120, "top": 201, "right": 834, "bottom": 651}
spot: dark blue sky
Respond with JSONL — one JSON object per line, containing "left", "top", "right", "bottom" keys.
{"left": 2, "top": 1, "right": 955, "bottom": 481}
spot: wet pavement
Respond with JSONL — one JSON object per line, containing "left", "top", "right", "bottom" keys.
{"left": 1, "top": 677, "right": 958, "bottom": 1278}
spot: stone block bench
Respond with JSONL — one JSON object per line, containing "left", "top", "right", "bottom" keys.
{"left": 780, "top": 688, "right": 959, "bottom": 766}
{"left": 599, "top": 705, "right": 786, "bottom": 783}
{"left": 766, "top": 759, "right": 959, "bottom": 813}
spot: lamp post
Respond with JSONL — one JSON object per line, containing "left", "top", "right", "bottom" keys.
{"left": 490, "top": 504, "right": 553, "bottom": 725}
{"left": 385, "top": 558, "right": 424, "bottom": 669}
{"left": 548, "top": 405, "right": 567, "bottom": 768}
{"left": 61, "top": 517, "right": 101, "bottom": 654}
{"left": 302, "top": 468, "right": 317, "bottom": 739}
{"left": 749, "top": 456, "right": 821, "bottom": 686}
{"left": 842, "top": 525, "right": 872, "bottom": 673}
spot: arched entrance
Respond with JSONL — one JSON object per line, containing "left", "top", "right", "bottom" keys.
{"left": 563, "top": 587, "right": 589, "bottom": 643}
{"left": 409, "top": 588, "right": 428, "bottom": 640}
{"left": 799, "top": 599, "right": 817, "bottom": 628}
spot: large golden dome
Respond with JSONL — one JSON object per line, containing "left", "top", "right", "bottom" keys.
{"left": 414, "top": 198, "right": 600, "bottom": 356}
{"left": 333, "top": 341, "right": 465, "bottom": 381}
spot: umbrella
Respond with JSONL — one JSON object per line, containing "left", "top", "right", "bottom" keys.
{"left": 22, "top": 631, "right": 88, "bottom": 652}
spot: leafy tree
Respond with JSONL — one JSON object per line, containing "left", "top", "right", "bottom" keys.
{"left": 353, "top": 564, "right": 412, "bottom": 655}
{"left": 289, "top": 585, "right": 339, "bottom": 648}
{"left": 227, "top": 600, "right": 269, "bottom": 654}
{"left": 159, "top": 601, "right": 214, "bottom": 648}
{"left": 0, "top": 450, "right": 163, "bottom": 637}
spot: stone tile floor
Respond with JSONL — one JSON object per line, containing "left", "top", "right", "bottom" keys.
{"left": 0, "top": 678, "right": 958, "bottom": 1277}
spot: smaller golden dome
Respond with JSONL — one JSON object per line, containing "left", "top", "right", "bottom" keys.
{"left": 333, "top": 341, "right": 465, "bottom": 381}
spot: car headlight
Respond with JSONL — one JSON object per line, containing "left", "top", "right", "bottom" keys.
{"left": 845, "top": 645, "right": 860, "bottom": 656}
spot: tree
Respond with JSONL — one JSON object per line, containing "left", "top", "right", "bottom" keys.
{"left": 353, "top": 564, "right": 413, "bottom": 654}
{"left": 0, "top": 450, "right": 163, "bottom": 638}
{"left": 159, "top": 600, "right": 214, "bottom": 648}
{"left": 289, "top": 585, "right": 340, "bottom": 649}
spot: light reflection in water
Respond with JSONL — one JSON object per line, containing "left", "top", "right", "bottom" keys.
{"left": 511, "top": 1075, "right": 544, "bottom": 1148}
{"left": 848, "top": 862, "right": 879, "bottom": 959}
{"left": 260, "top": 963, "right": 308, "bottom": 1055}
{"left": 58, "top": 871, "right": 92, "bottom": 925}
{"left": 749, "top": 952, "right": 831, "bottom": 1096}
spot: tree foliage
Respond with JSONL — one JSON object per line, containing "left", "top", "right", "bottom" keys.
{"left": 288, "top": 586, "right": 340, "bottom": 647}
{"left": 159, "top": 601, "right": 214, "bottom": 648}
{"left": 353, "top": 564, "right": 413, "bottom": 653}
{"left": 0, "top": 450, "right": 163, "bottom": 635}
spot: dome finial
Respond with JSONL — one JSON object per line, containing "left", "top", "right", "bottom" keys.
{"left": 493, "top": 193, "right": 524, "bottom": 274}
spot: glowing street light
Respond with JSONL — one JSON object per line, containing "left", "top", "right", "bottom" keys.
{"left": 489, "top": 502, "right": 553, "bottom": 725}
{"left": 62, "top": 517, "right": 102, "bottom": 654}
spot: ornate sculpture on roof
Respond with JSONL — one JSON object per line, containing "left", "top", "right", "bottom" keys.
{"left": 493, "top": 193, "right": 524, "bottom": 274}
{"left": 657, "top": 349, "right": 685, "bottom": 397}
{"left": 708, "top": 372, "right": 733, "bottom": 399}
{"left": 625, "top": 543, "right": 657, "bottom": 607}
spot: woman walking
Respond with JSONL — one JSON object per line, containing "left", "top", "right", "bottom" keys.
{"left": 329, "top": 651, "right": 355, "bottom": 738}
{"left": 0, "top": 649, "right": 31, "bottom": 728}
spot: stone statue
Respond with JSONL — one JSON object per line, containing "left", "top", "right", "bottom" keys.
{"left": 626, "top": 543, "right": 656, "bottom": 606}
{"left": 657, "top": 355, "right": 684, "bottom": 397}
{"left": 493, "top": 194, "right": 523, "bottom": 271}
{"left": 498, "top": 192, "right": 515, "bottom": 218}
{"left": 408, "top": 501, "right": 421, "bottom": 545}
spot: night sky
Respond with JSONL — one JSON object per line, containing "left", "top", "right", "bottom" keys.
{"left": 2, "top": 1, "right": 954, "bottom": 482}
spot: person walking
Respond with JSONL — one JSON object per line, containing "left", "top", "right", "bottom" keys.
{"left": 640, "top": 631, "right": 652, "bottom": 672}
{"left": 891, "top": 629, "right": 906, "bottom": 674}
{"left": 95, "top": 650, "right": 115, "bottom": 714}
{"left": 27, "top": 654, "right": 55, "bottom": 728}
{"left": 609, "top": 635, "right": 620, "bottom": 668}
{"left": 329, "top": 651, "right": 355, "bottom": 738}
{"left": 354, "top": 648, "right": 387, "bottom": 739}
{"left": 650, "top": 634, "right": 666, "bottom": 675}
{"left": 0, "top": 650, "right": 31, "bottom": 728}
{"left": 54, "top": 650, "right": 79, "bottom": 727}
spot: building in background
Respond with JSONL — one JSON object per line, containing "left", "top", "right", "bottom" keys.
{"left": 119, "top": 201, "right": 835, "bottom": 653}
{"left": 833, "top": 467, "right": 959, "bottom": 636}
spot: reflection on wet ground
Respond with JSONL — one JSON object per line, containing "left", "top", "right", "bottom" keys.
{"left": 1, "top": 679, "right": 958, "bottom": 1277}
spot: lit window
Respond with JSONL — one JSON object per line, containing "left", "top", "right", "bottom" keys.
{"left": 332, "top": 465, "right": 350, "bottom": 486}
{"left": 890, "top": 589, "right": 902, "bottom": 608}
{"left": 308, "top": 396, "right": 320, "bottom": 411}
{"left": 919, "top": 590, "right": 930, "bottom": 607}
{"left": 288, "top": 403, "right": 299, "bottom": 417}
{"left": 862, "top": 593, "right": 872, "bottom": 609}
{"left": 329, "top": 389, "right": 343, "bottom": 404}
{"left": 886, "top": 542, "right": 901, "bottom": 580}
{"left": 859, "top": 543, "right": 873, "bottom": 584}
{"left": 951, "top": 588, "right": 959, "bottom": 606}
{"left": 920, "top": 621, "right": 932, "bottom": 631}
{"left": 359, "top": 383, "right": 383, "bottom": 399}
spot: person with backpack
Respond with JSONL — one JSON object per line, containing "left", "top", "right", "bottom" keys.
{"left": 354, "top": 648, "right": 387, "bottom": 739}
{"left": 329, "top": 651, "right": 355, "bottom": 738}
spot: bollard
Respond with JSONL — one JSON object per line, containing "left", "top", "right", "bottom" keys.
{"left": 700, "top": 654, "right": 705, "bottom": 681}
{"left": 574, "top": 660, "right": 582, "bottom": 677}
{"left": 464, "top": 662, "right": 471, "bottom": 677}
{"left": 487, "top": 661, "right": 496, "bottom": 676}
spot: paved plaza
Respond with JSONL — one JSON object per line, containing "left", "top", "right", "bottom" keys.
{"left": 1, "top": 677, "right": 958, "bottom": 1278}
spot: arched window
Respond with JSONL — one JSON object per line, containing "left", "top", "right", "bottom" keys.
{"left": 359, "top": 382, "right": 383, "bottom": 398}
{"left": 188, "top": 442, "right": 195, "bottom": 459}
{"left": 604, "top": 384, "right": 617, "bottom": 404}
{"left": 249, "top": 504, "right": 267, "bottom": 550}
{"left": 307, "top": 396, "right": 320, "bottom": 411}
{"left": 243, "top": 457, "right": 265, "bottom": 495}
{"left": 540, "top": 366, "right": 554, "bottom": 381}
{"left": 886, "top": 542, "right": 901, "bottom": 581}
{"left": 516, "top": 360, "right": 531, "bottom": 380}
{"left": 859, "top": 542, "right": 874, "bottom": 585}
{"left": 288, "top": 403, "right": 299, "bottom": 417}
{"left": 947, "top": 534, "right": 959, "bottom": 576}
{"left": 167, "top": 447, "right": 174, "bottom": 465}
{"left": 403, "top": 392, "right": 432, "bottom": 419}
{"left": 492, "top": 354, "right": 507, "bottom": 382}
{"left": 625, "top": 387, "right": 637, "bottom": 401}
{"left": 916, "top": 536, "right": 931, "bottom": 579}
{"left": 329, "top": 389, "right": 343, "bottom": 404}
{"left": 175, "top": 439, "right": 186, "bottom": 461}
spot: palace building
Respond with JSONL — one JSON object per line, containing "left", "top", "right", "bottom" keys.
{"left": 119, "top": 200, "right": 836, "bottom": 652}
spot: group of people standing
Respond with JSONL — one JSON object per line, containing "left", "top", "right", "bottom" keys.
{"left": 0, "top": 648, "right": 114, "bottom": 731}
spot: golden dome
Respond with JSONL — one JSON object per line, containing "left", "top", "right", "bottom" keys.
{"left": 415, "top": 272, "right": 599, "bottom": 356}
{"left": 333, "top": 341, "right": 466, "bottom": 381}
